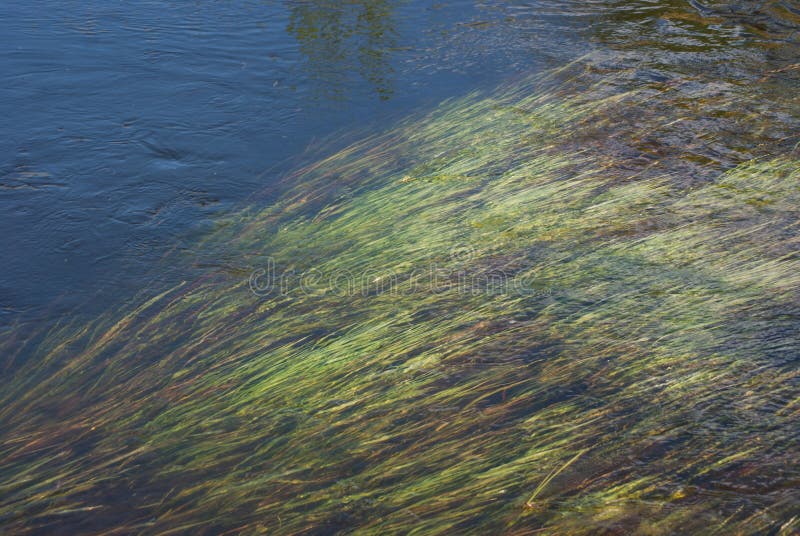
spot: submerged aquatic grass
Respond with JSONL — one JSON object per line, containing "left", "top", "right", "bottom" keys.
{"left": 1, "top": 62, "right": 798, "bottom": 534}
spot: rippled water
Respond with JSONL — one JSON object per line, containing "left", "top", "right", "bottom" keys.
{"left": 0, "top": 0, "right": 542, "bottom": 326}
{"left": 1, "top": 1, "right": 799, "bottom": 534}
{"left": 2, "top": 0, "right": 798, "bottom": 328}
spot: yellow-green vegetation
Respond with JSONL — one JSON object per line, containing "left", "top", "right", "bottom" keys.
{"left": 1, "top": 64, "right": 798, "bottom": 535}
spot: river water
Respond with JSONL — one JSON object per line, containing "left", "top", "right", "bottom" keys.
{"left": 4, "top": 0, "right": 797, "bottom": 331}
{"left": 1, "top": 2, "right": 800, "bottom": 535}
{"left": 1, "top": 0, "right": 552, "bottom": 327}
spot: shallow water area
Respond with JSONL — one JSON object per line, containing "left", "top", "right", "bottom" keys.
{"left": 1, "top": 1, "right": 799, "bottom": 535}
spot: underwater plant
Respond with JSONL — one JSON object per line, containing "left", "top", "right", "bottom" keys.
{"left": 1, "top": 61, "right": 798, "bottom": 535}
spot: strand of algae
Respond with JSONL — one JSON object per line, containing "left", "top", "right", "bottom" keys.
{"left": 0, "top": 61, "right": 798, "bottom": 535}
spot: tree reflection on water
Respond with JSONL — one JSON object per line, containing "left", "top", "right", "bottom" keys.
{"left": 286, "top": 0, "right": 397, "bottom": 101}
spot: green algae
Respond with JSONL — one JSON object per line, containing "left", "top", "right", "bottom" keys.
{"left": 1, "top": 64, "right": 798, "bottom": 535}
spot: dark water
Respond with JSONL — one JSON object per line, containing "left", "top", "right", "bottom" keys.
{"left": 1, "top": 0, "right": 798, "bottom": 326}
{"left": 0, "top": 0, "right": 547, "bottom": 327}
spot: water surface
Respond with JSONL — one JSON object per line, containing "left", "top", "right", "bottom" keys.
{"left": 1, "top": 1, "right": 799, "bottom": 534}
{"left": 2, "top": 1, "right": 798, "bottom": 328}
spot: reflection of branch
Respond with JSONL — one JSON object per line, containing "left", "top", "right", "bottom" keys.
{"left": 286, "top": 0, "right": 396, "bottom": 100}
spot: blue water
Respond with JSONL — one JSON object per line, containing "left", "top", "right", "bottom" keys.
{"left": 2, "top": 0, "right": 798, "bottom": 330}
{"left": 0, "top": 0, "right": 558, "bottom": 327}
